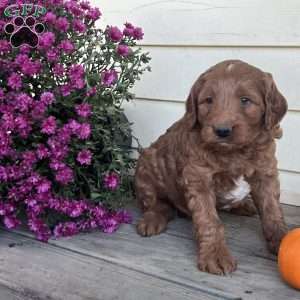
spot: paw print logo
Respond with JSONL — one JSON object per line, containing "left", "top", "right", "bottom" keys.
{"left": 4, "top": 16, "right": 45, "bottom": 48}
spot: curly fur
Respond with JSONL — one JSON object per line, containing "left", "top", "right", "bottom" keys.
{"left": 135, "top": 60, "right": 288, "bottom": 275}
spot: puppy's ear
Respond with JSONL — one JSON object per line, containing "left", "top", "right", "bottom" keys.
{"left": 185, "top": 83, "right": 199, "bottom": 129}
{"left": 264, "top": 73, "right": 288, "bottom": 130}
{"left": 185, "top": 76, "right": 205, "bottom": 129}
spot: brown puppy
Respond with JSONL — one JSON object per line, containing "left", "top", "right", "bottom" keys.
{"left": 135, "top": 60, "right": 288, "bottom": 275}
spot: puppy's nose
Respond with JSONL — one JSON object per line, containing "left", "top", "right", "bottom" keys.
{"left": 215, "top": 126, "right": 232, "bottom": 138}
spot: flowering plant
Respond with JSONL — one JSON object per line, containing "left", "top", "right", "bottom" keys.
{"left": 0, "top": 0, "right": 150, "bottom": 241}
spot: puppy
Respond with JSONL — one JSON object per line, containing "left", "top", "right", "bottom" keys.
{"left": 135, "top": 60, "right": 288, "bottom": 275}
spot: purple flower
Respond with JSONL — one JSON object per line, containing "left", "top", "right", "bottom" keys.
{"left": 36, "top": 144, "right": 50, "bottom": 159}
{"left": 53, "top": 64, "right": 65, "bottom": 76}
{"left": 15, "top": 54, "right": 28, "bottom": 65}
{"left": 41, "top": 116, "right": 57, "bottom": 135}
{"left": 0, "top": 166, "right": 8, "bottom": 181}
{"left": 59, "top": 40, "right": 75, "bottom": 54}
{"left": 46, "top": 49, "right": 59, "bottom": 62}
{"left": 101, "top": 69, "right": 118, "bottom": 87}
{"left": 39, "top": 32, "right": 56, "bottom": 49}
{"left": 69, "top": 64, "right": 85, "bottom": 79}
{"left": 115, "top": 210, "right": 133, "bottom": 224}
{"left": 15, "top": 115, "right": 29, "bottom": 130}
{"left": 86, "top": 86, "right": 97, "bottom": 97}
{"left": 49, "top": 160, "right": 66, "bottom": 171}
{"left": 36, "top": 179, "right": 52, "bottom": 193}
{"left": 19, "top": 45, "right": 31, "bottom": 54}
{"left": 68, "top": 64, "right": 85, "bottom": 89}
{"left": 40, "top": 92, "right": 55, "bottom": 106}
{"left": 123, "top": 23, "right": 135, "bottom": 37}
{"left": 0, "top": 40, "right": 11, "bottom": 54}
{"left": 133, "top": 27, "right": 144, "bottom": 40}
{"left": 60, "top": 84, "right": 73, "bottom": 96}
{"left": 8, "top": 73, "right": 22, "bottom": 90}
{"left": 20, "top": 60, "right": 41, "bottom": 76}
{"left": 31, "top": 102, "right": 47, "bottom": 120}
{"left": 28, "top": 218, "right": 51, "bottom": 242}
{"left": 55, "top": 17, "right": 70, "bottom": 31}
{"left": 86, "top": 7, "right": 102, "bottom": 21}
{"left": 3, "top": 215, "right": 20, "bottom": 229}
{"left": 54, "top": 222, "right": 79, "bottom": 238}
{"left": 103, "top": 172, "right": 120, "bottom": 190}
{"left": 73, "top": 19, "right": 86, "bottom": 33}
{"left": 107, "top": 26, "right": 123, "bottom": 42}
{"left": 117, "top": 44, "right": 130, "bottom": 57}
{"left": 77, "top": 123, "right": 91, "bottom": 139}
{"left": 43, "top": 12, "right": 57, "bottom": 24}
{"left": 102, "top": 217, "right": 119, "bottom": 233}
{"left": 67, "top": 119, "right": 81, "bottom": 134}
{"left": 75, "top": 103, "right": 92, "bottom": 118}
{"left": 15, "top": 93, "right": 33, "bottom": 112}
{"left": 0, "top": 88, "right": 4, "bottom": 100}
{"left": 55, "top": 166, "right": 74, "bottom": 185}
{"left": 80, "top": 1, "right": 91, "bottom": 10}
{"left": 77, "top": 149, "right": 92, "bottom": 165}
{"left": 22, "top": 151, "right": 37, "bottom": 166}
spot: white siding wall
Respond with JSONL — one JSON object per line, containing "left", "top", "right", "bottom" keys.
{"left": 93, "top": 0, "right": 300, "bottom": 205}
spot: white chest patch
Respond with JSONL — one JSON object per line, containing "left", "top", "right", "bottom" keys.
{"left": 224, "top": 176, "right": 251, "bottom": 203}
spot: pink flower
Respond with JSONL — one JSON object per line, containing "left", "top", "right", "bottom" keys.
{"left": 39, "top": 32, "right": 56, "bottom": 49}
{"left": 0, "top": 88, "right": 4, "bottom": 100}
{"left": 75, "top": 103, "right": 92, "bottom": 118}
{"left": 77, "top": 123, "right": 91, "bottom": 139}
{"left": 55, "top": 166, "right": 74, "bottom": 185}
{"left": 86, "top": 7, "right": 102, "bottom": 21}
{"left": 103, "top": 172, "right": 120, "bottom": 190}
{"left": 19, "top": 45, "right": 30, "bottom": 54}
{"left": 73, "top": 19, "right": 86, "bottom": 33}
{"left": 8, "top": 73, "right": 22, "bottom": 90}
{"left": 46, "top": 49, "right": 59, "bottom": 62}
{"left": 117, "top": 44, "right": 130, "bottom": 57}
{"left": 41, "top": 116, "right": 57, "bottom": 135}
{"left": 3, "top": 215, "right": 20, "bottom": 229}
{"left": 67, "top": 119, "right": 81, "bottom": 134}
{"left": 40, "top": 92, "right": 55, "bottom": 106}
{"left": 60, "top": 84, "right": 73, "bottom": 96}
{"left": 53, "top": 64, "right": 65, "bottom": 76}
{"left": 49, "top": 160, "right": 66, "bottom": 171}
{"left": 123, "top": 23, "right": 135, "bottom": 37}
{"left": 36, "top": 180, "right": 51, "bottom": 193}
{"left": 21, "top": 60, "right": 41, "bottom": 76}
{"left": 133, "top": 27, "right": 144, "bottom": 40}
{"left": 36, "top": 144, "right": 50, "bottom": 159}
{"left": 54, "top": 221, "right": 79, "bottom": 238}
{"left": 77, "top": 149, "right": 92, "bottom": 165}
{"left": 102, "top": 218, "right": 119, "bottom": 233}
{"left": 101, "top": 69, "right": 118, "bottom": 87}
{"left": 55, "top": 17, "right": 70, "bottom": 31}
{"left": 107, "top": 26, "right": 123, "bottom": 42}
{"left": 59, "top": 40, "right": 75, "bottom": 54}
{"left": 43, "top": 12, "right": 57, "bottom": 24}
{"left": 0, "top": 40, "right": 11, "bottom": 54}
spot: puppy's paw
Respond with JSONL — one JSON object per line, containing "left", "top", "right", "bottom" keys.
{"left": 197, "top": 243, "right": 237, "bottom": 275}
{"left": 229, "top": 198, "right": 257, "bottom": 217}
{"left": 137, "top": 212, "right": 168, "bottom": 237}
{"left": 265, "top": 223, "right": 288, "bottom": 255}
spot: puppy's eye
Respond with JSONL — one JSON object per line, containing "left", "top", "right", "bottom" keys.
{"left": 240, "top": 97, "right": 252, "bottom": 106}
{"left": 205, "top": 97, "right": 213, "bottom": 104}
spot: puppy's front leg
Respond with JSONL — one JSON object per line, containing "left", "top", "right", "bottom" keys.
{"left": 248, "top": 171, "right": 288, "bottom": 254}
{"left": 183, "top": 165, "right": 237, "bottom": 275}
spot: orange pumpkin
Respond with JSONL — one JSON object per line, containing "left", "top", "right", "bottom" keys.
{"left": 278, "top": 228, "right": 300, "bottom": 289}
